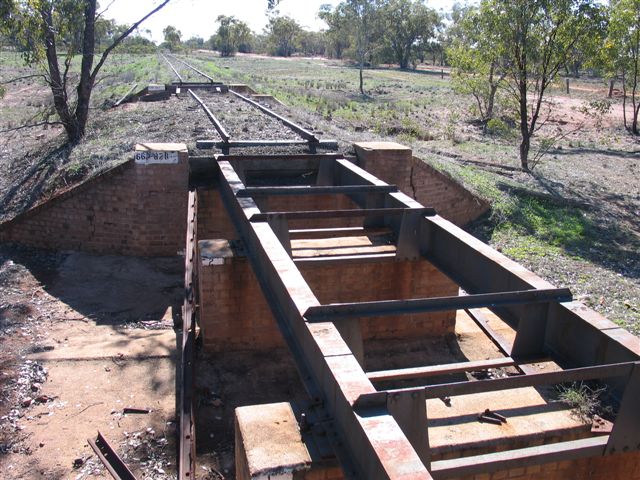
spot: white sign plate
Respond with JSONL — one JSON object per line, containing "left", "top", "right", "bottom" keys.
{"left": 135, "top": 151, "right": 179, "bottom": 164}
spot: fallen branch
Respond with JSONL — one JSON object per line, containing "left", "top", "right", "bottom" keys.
{"left": 0, "top": 74, "right": 48, "bottom": 85}
{"left": 0, "top": 121, "right": 63, "bottom": 134}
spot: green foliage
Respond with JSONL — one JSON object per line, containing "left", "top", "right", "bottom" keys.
{"left": 0, "top": 0, "right": 170, "bottom": 142}
{"left": 213, "top": 16, "right": 252, "bottom": 57}
{"left": 265, "top": 16, "right": 303, "bottom": 57}
{"left": 601, "top": 0, "right": 640, "bottom": 133}
{"left": 1, "top": 0, "right": 85, "bottom": 64}
{"left": 450, "top": 0, "right": 606, "bottom": 169}
{"left": 447, "top": 5, "right": 506, "bottom": 123}
{"left": 556, "top": 382, "right": 609, "bottom": 423}
{"left": 319, "top": 3, "right": 351, "bottom": 59}
{"left": 162, "top": 25, "right": 182, "bottom": 52}
{"left": 378, "top": 0, "right": 440, "bottom": 69}
{"left": 486, "top": 118, "right": 514, "bottom": 138}
{"left": 298, "top": 31, "right": 326, "bottom": 57}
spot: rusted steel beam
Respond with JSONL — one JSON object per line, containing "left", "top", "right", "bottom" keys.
{"left": 113, "top": 83, "right": 138, "bottom": 108}
{"left": 367, "top": 357, "right": 518, "bottom": 382}
{"left": 237, "top": 184, "right": 398, "bottom": 197}
{"left": 606, "top": 362, "right": 640, "bottom": 455}
{"left": 229, "top": 89, "right": 318, "bottom": 142}
{"left": 196, "top": 139, "right": 338, "bottom": 150}
{"left": 188, "top": 89, "right": 230, "bottom": 143}
{"left": 213, "top": 153, "right": 343, "bottom": 162}
{"left": 363, "top": 361, "right": 635, "bottom": 401}
{"left": 87, "top": 431, "right": 137, "bottom": 480}
{"left": 430, "top": 435, "right": 609, "bottom": 478}
{"left": 304, "top": 288, "right": 573, "bottom": 322}
{"left": 289, "top": 226, "right": 392, "bottom": 240}
{"left": 178, "top": 190, "right": 198, "bottom": 480}
{"left": 293, "top": 252, "right": 397, "bottom": 264}
{"left": 216, "top": 160, "right": 432, "bottom": 479}
{"left": 250, "top": 207, "right": 434, "bottom": 222}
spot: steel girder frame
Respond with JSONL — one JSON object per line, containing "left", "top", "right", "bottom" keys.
{"left": 213, "top": 154, "right": 640, "bottom": 478}
{"left": 216, "top": 159, "right": 433, "bottom": 479}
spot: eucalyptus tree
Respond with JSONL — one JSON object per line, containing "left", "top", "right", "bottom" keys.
{"left": 380, "top": 0, "right": 440, "bottom": 69}
{"left": 447, "top": 5, "right": 507, "bottom": 124}
{"left": 319, "top": 0, "right": 384, "bottom": 95}
{"left": 0, "top": 0, "right": 171, "bottom": 142}
{"left": 471, "top": 0, "right": 604, "bottom": 170}
{"left": 214, "top": 15, "right": 252, "bottom": 57}
{"left": 603, "top": 0, "right": 640, "bottom": 134}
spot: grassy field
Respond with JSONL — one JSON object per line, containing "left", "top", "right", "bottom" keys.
{"left": 0, "top": 50, "right": 638, "bottom": 333}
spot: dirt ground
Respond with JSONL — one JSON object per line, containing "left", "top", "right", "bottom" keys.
{"left": 0, "top": 247, "right": 182, "bottom": 479}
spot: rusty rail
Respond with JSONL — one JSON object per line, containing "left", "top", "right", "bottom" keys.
{"left": 229, "top": 89, "right": 318, "bottom": 142}
{"left": 188, "top": 89, "right": 230, "bottom": 143}
{"left": 88, "top": 431, "right": 137, "bottom": 480}
{"left": 161, "top": 53, "right": 183, "bottom": 83}
{"left": 178, "top": 190, "right": 198, "bottom": 479}
{"left": 167, "top": 54, "right": 219, "bottom": 84}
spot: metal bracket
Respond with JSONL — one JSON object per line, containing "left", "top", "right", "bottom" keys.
{"left": 606, "top": 362, "right": 640, "bottom": 455}
{"left": 387, "top": 390, "right": 430, "bottom": 467}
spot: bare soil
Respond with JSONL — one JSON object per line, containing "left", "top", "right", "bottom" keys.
{"left": 0, "top": 247, "right": 181, "bottom": 479}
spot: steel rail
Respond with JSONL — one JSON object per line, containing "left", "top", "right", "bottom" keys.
{"left": 229, "top": 89, "right": 318, "bottom": 142}
{"left": 178, "top": 190, "right": 198, "bottom": 479}
{"left": 161, "top": 53, "right": 184, "bottom": 83}
{"left": 88, "top": 431, "right": 137, "bottom": 480}
{"left": 167, "top": 54, "right": 218, "bottom": 83}
{"left": 303, "top": 288, "right": 573, "bottom": 322}
{"left": 196, "top": 139, "right": 338, "bottom": 150}
{"left": 188, "top": 89, "right": 230, "bottom": 143}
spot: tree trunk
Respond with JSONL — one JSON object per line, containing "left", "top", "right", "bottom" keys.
{"left": 622, "top": 72, "right": 628, "bottom": 130}
{"left": 519, "top": 77, "right": 530, "bottom": 171}
{"left": 608, "top": 79, "right": 615, "bottom": 98}
{"left": 69, "top": 0, "right": 97, "bottom": 143}
{"left": 359, "top": 57, "right": 364, "bottom": 95}
{"left": 519, "top": 131, "right": 530, "bottom": 171}
{"left": 487, "top": 84, "right": 497, "bottom": 121}
{"left": 40, "top": 5, "right": 74, "bottom": 138}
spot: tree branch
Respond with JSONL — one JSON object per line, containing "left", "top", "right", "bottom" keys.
{"left": 96, "top": 0, "right": 117, "bottom": 19}
{"left": 0, "top": 74, "right": 48, "bottom": 85}
{"left": 90, "top": 0, "right": 172, "bottom": 83}
{"left": 0, "top": 121, "right": 63, "bottom": 134}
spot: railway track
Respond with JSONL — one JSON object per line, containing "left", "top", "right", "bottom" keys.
{"left": 162, "top": 53, "right": 222, "bottom": 85}
{"left": 164, "top": 55, "right": 337, "bottom": 154}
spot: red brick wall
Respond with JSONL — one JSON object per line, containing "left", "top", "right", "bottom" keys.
{"left": 452, "top": 450, "right": 640, "bottom": 480}
{"left": 0, "top": 152, "right": 189, "bottom": 256}
{"left": 353, "top": 142, "right": 489, "bottom": 226}
{"left": 197, "top": 188, "right": 237, "bottom": 241}
{"left": 288, "top": 450, "right": 640, "bottom": 480}
{"left": 411, "top": 158, "right": 489, "bottom": 226}
{"left": 196, "top": 189, "right": 361, "bottom": 242}
{"left": 198, "top": 251, "right": 457, "bottom": 352}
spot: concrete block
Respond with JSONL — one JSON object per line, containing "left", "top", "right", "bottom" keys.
{"left": 235, "top": 402, "right": 311, "bottom": 480}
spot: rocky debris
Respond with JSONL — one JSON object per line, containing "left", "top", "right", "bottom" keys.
{"left": 120, "top": 426, "right": 175, "bottom": 479}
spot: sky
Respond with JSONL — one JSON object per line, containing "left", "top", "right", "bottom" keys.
{"left": 103, "top": 0, "right": 460, "bottom": 44}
